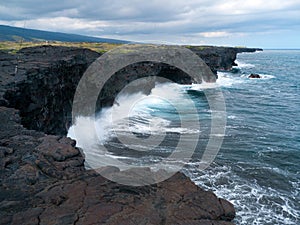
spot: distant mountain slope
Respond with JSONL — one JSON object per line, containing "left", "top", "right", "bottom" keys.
{"left": 0, "top": 25, "right": 129, "bottom": 43}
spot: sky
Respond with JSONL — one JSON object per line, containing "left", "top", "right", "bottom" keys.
{"left": 1, "top": 0, "right": 300, "bottom": 48}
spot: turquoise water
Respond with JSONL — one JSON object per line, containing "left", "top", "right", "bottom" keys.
{"left": 69, "top": 50, "right": 300, "bottom": 224}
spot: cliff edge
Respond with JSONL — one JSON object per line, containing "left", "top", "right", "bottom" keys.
{"left": 0, "top": 44, "right": 260, "bottom": 225}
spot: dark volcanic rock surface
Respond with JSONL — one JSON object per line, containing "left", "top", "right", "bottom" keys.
{"left": 1, "top": 45, "right": 260, "bottom": 135}
{"left": 0, "top": 44, "right": 260, "bottom": 225}
{"left": 248, "top": 73, "right": 261, "bottom": 78}
{"left": 1, "top": 46, "right": 100, "bottom": 135}
{"left": 187, "top": 46, "right": 262, "bottom": 74}
{"left": 0, "top": 107, "right": 235, "bottom": 225}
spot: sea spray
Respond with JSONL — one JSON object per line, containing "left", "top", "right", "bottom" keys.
{"left": 68, "top": 50, "right": 300, "bottom": 224}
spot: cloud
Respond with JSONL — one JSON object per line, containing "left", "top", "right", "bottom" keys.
{"left": 214, "top": 0, "right": 300, "bottom": 14}
{"left": 198, "top": 31, "right": 232, "bottom": 38}
{"left": 1, "top": 0, "right": 300, "bottom": 47}
{"left": 9, "top": 17, "right": 110, "bottom": 33}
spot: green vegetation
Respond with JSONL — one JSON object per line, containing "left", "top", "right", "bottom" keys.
{"left": 184, "top": 45, "right": 210, "bottom": 51}
{"left": 0, "top": 41, "right": 122, "bottom": 54}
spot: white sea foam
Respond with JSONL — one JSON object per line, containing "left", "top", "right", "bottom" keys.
{"left": 213, "top": 72, "right": 276, "bottom": 88}
{"left": 67, "top": 82, "right": 200, "bottom": 157}
{"left": 184, "top": 162, "right": 300, "bottom": 225}
{"left": 186, "top": 72, "right": 245, "bottom": 90}
{"left": 227, "top": 115, "right": 237, "bottom": 119}
{"left": 217, "top": 72, "right": 246, "bottom": 87}
{"left": 241, "top": 73, "right": 276, "bottom": 80}
{"left": 235, "top": 60, "right": 255, "bottom": 69}
{"left": 181, "top": 69, "right": 275, "bottom": 92}
{"left": 189, "top": 82, "right": 218, "bottom": 90}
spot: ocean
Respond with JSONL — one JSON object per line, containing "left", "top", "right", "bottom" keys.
{"left": 68, "top": 50, "right": 300, "bottom": 224}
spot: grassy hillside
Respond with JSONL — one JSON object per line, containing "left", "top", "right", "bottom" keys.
{"left": 0, "top": 41, "right": 122, "bottom": 54}
{"left": 0, "top": 25, "right": 129, "bottom": 44}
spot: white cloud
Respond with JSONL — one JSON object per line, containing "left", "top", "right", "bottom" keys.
{"left": 215, "top": 0, "right": 300, "bottom": 14}
{"left": 2, "top": 17, "right": 111, "bottom": 34}
{"left": 0, "top": 0, "right": 300, "bottom": 47}
{"left": 198, "top": 31, "right": 231, "bottom": 38}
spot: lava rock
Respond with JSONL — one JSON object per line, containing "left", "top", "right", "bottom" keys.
{"left": 248, "top": 73, "right": 261, "bottom": 78}
{"left": 0, "top": 94, "right": 236, "bottom": 225}
{"left": 0, "top": 45, "right": 264, "bottom": 225}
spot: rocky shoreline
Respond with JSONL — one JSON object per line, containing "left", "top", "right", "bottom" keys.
{"left": 0, "top": 45, "right": 260, "bottom": 225}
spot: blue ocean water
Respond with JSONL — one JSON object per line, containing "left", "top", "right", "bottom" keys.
{"left": 69, "top": 50, "right": 300, "bottom": 224}
{"left": 188, "top": 50, "right": 300, "bottom": 224}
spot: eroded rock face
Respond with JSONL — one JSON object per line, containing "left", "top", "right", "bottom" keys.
{"left": 0, "top": 107, "right": 236, "bottom": 225}
{"left": 1, "top": 46, "right": 199, "bottom": 135}
{"left": 1, "top": 45, "right": 260, "bottom": 135}
{"left": 1, "top": 46, "right": 100, "bottom": 135}
{"left": 187, "top": 46, "right": 261, "bottom": 74}
{"left": 96, "top": 61, "right": 194, "bottom": 109}
{"left": 0, "top": 45, "right": 258, "bottom": 225}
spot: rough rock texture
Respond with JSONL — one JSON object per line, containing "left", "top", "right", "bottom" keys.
{"left": 1, "top": 46, "right": 100, "bottom": 135}
{"left": 248, "top": 73, "right": 261, "bottom": 78}
{"left": 0, "top": 107, "right": 235, "bottom": 225}
{"left": 187, "top": 46, "right": 262, "bottom": 74}
{"left": 96, "top": 61, "right": 195, "bottom": 110}
{"left": 0, "top": 44, "right": 260, "bottom": 225}
{"left": 1, "top": 45, "right": 260, "bottom": 135}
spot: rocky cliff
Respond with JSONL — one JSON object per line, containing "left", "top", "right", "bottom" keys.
{"left": 1, "top": 45, "right": 261, "bottom": 135}
{"left": 0, "top": 44, "right": 260, "bottom": 225}
{"left": 0, "top": 106, "right": 235, "bottom": 225}
{"left": 187, "top": 46, "right": 261, "bottom": 74}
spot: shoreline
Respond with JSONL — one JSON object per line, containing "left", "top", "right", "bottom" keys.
{"left": 0, "top": 44, "right": 260, "bottom": 224}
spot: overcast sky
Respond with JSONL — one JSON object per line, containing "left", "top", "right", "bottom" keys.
{"left": 1, "top": 0, "right": 300, "bottom": 48}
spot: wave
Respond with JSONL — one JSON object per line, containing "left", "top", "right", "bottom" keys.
{"left": 183, "top": 72, "right": 247, "bottom": 90}
{"left": 67, "top": 71, "right": 275, "bottom": 166}
{"left": 213, "top": 72, "right": 276, "bottom": 89}
{"left": 67, "top": 82, "right": 201, "bottom": 165}
{"left": 234, "top": 60, "right": 255, "bottom": 69}
{"left": 184, "top": 162, "right": 300, "bottom": 225}
{"left": 216, "top": 72, "right": 247, "bottom": 87}
{"left": 242, "top": 74, "right": 276, "bottom": 80}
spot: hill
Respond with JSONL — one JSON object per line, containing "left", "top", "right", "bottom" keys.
{"left": 0, "top": 25, "right": 129, "bottom": 44}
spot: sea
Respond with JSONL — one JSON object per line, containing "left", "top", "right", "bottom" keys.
{"left": 68, "top": 49, "right": 300, "bottom": 224}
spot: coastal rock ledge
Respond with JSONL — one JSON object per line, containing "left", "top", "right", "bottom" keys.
{"left": 0, "top": 106, "right": 235, "bottom": 225}
{"left": 0, "top": 45, "right": 259, "bottom": 225}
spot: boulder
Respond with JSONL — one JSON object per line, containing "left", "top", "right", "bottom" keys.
{"left": 248, "top": 73, "right": 261, "bottom": 78}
